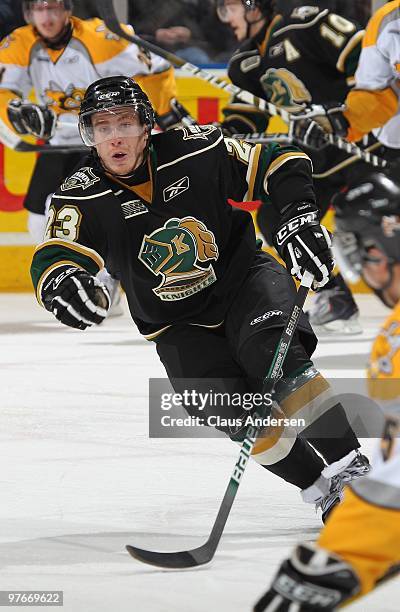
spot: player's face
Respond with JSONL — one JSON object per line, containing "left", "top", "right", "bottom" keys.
{"left": 93, "top": 109, "right": 148, "bottom": 176}
{"left": 362, "top": 246, "right": 400, "bottom": 307}
{"left": 31, "top": 3, "right": 69, "bottom": 40}
{"left": 217, "top": 0, "right": 248, "bottom": 40}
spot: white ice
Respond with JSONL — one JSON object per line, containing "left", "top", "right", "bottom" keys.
{"left": 0, "top": 294, "right": 398, "bottom": 611}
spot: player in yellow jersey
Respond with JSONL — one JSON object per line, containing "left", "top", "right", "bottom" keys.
{"left": 253, "top": 167, "right": 400, "bottom": 611}
{"left": 0, "top": 0, "right": 186, "bottom": 243}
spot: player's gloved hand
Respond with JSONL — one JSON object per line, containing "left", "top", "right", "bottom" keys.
{"left": 254, "top": 543, "right": 360, "bottom": 612}
{"left": 41, "top": 265, "right": 110, "bottom": 330}
{"left": 7, "top": 99, "right": 57, "bottom": 140}
{"left": 156, "top": 98, "right": 197, "bottom": 131}
{"left": 274, "top": 202, "right": 334, "bottom": 288}
{"left": 294, "top": 102, "right": 350, "bottom": 150}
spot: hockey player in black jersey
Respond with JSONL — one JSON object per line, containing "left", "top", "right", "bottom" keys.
{"left": 216, "top": 0, "right": 366, "bottom": 334}
{"left": 31, "top": 76, "right": 370, "bottom": 521}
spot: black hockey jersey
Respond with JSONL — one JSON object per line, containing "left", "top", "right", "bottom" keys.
{"left": 223, "top": 5, "right": 364, "bottom": 134}
{"left": 31, "top": 126, "right": 314, "bottom": 339}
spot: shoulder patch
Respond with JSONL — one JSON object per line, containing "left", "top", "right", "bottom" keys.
{"left": 291, "top": 6, "right": 320, "bottom": 20}
{"left": 176, "top": 124, "right": 218, "bottom": 141}
{"left": 61, "top": 167, "right": 100, "bottom": 191}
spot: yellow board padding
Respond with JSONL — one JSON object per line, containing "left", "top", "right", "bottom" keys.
{"left": 0, "top": 246, "right": 35, "bottom": 292}
{"left": 4, "top": 143, "right": 36, "bottom": 195}
{"left": 0, "top": 209, "right": 28, "bottom": 232}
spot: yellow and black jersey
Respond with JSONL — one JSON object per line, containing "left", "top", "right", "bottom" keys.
{"left": 30, "top": 126, "right": 313, "bottom": 339}
{"left": 223, "top": 6, "right": 364, "bottom": 135}
{"left": 315, "top": 295, "right": 400, "bottom": 602}
{"left": 344, "top": 0, "right": 400, "bottom": 145}
{"left": 0, "top": 16, "right": 176, "bottom": 144}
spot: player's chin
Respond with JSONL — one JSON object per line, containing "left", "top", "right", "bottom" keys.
{"left": 106, "top": 156, "right": 136, "bottom": 175}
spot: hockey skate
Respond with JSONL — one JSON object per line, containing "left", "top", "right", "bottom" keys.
{"left": 317, "top": 475, "right": 344, "bottom": 523}
{"left": 331, "top": 450, "right": 371, "bottom": 484}
{"left": 308, "top": 276, "right": 362, "bottom": 335}
{"left": 302, "top": 451, "right": 370, "bottom": 522}
{"left": 319, "top": 451, "right": 371, "bottom": 522}
{"left": 301, "top": 473, "right": 343, "bottom": 523}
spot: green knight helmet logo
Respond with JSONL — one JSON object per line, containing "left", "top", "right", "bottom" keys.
{"left": 139, "top": 217, "right": 219, "bottom": 301}
{"left": 260, "top": 68, "right": 312, "bottom": 112}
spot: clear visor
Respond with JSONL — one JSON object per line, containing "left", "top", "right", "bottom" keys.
{"left": 25, "top": 1, "right": 67, "bottom": 18}
{"left": 216, "top": 1, "right": 245, "bottom": 22}
{"left": 79, "top": 106, "right": 147, "bottom": 147}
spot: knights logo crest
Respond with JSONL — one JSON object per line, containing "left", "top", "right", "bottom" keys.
{"left": 139, "top": 217, "right": 219, "bottom": 301}
{"left": 260, "top": 68, "right": 312, "bottom": 112}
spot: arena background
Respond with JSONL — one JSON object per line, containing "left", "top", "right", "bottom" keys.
{"left": 0, "top": 0, "right": 387, "bottom": 291}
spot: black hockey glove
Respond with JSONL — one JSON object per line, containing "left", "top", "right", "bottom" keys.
{"left": 41, "top": 265, "right": 110, "bottom": 330}
{"left": 294, "top": 102, "right": 350, "bottom": 150}
{"left": 274, "top": 202, "right": 334, "bottom": 288}
{"left": 7, "top": 99, "right": 57, "bottom": 140}
{"left": 156, "top": 98, "right": 197, "bottom": 131}
{"left": 254, "top": 543, "right": 360, "bottom": 612}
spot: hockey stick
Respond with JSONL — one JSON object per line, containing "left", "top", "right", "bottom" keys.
{"left": 126, "top": 270, "right": 314, "bottom": 568}
{"left": 0, "top": 116, "right": 86, "bottom": 153}
{"left": 97, "top": 0, "right": 387, "bottom": 170}
{"left": 12, "top": 142, "right": 86, "bottom": 153}
{"left": 233, "top": 132, "right": 387, "bottom": 169}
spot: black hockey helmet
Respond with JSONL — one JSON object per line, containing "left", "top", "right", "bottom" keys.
{"left": 23, "top": 0, "right": 73, "bottom": 22}
{"left": 79, "top": 76, "right": 155, "bottom": 148}
{"left": 332, "top": 170, "right": 400, "bottom": 290}
{"left": 243, "top": 0, "right": 273, "bottom": 16}
{"left": 216, "top": 0, "right": 273, "bottom": 21}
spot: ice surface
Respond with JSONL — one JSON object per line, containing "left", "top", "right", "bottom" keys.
{"left": 0, "top": 294, "right": 398, "bottom": 611}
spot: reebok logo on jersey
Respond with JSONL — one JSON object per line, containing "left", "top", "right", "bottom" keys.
{"left": 163, "top": 176, "right": 190, "bottom": 202}
{"left": 250, "top": 310, "right": 283, "bottom": 326}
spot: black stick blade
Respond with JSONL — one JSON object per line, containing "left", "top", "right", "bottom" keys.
{"left": 125, "top": 541, "right": 214, "bottom": 568}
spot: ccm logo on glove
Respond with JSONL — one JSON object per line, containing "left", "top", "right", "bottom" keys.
{"left": 275, "top": 211, "right": 318, "bottom": 247}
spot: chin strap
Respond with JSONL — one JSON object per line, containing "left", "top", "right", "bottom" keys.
{"left": 245, "top": 14, "right": 266, "bottom": 38}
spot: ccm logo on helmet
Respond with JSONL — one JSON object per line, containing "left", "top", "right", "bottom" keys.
{"left": 250, "top": 310, "right": 283, "bottom": 326}
{"left": 276, "top": 211, "right": 318, "bottom": 246}
{"left": 98, "top": 91, "right": 120, "bottom": 100}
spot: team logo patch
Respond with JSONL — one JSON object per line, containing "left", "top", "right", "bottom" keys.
{"left": 178, "top": 125, "right": 217, "bottom": 141}
{"left": 260, "top": 68, "right": 311, "bottom": 112}
{"left": 269, "top": 42, "right": 285, "bottom": 58}
{"left": 121, "top": 199, "right": 148, "bottom": 219}
{"left": 163, "top": 177, "right": 190, "bottom": 202}
{"left": 0, "top": 34, "right": 14, "bottom": 51}
{"left": 240, "top": 56, "right": 261, "bottom": 73}
{"left": 291, "top": 6, "right": 320, "bottom": 20}
{"left": 45, "top": 82, "right": 86, "bottom": 112}
{"left": 61, "top": 167, "right": 100, "bottom": 191}
{"left": 139, "top": 217, "right": 219, "bottom": 301}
